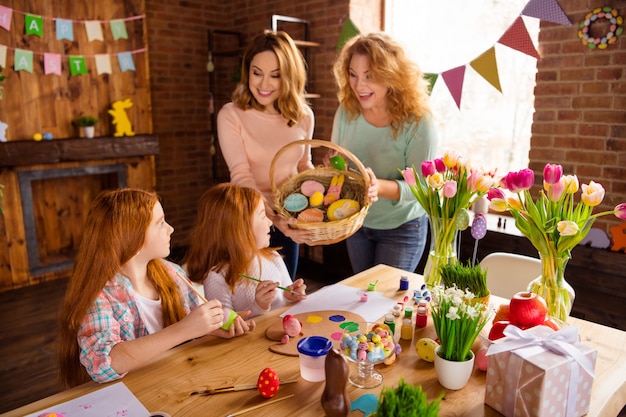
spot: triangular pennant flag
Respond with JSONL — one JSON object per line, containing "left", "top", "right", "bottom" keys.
{"left": 110, "top": 19, "right": 128, "bottom": 40}
{"left": 14, "top": 49, "right": 33, "bottom": 72}
{"left": 0, "top": 6, "right": 12, "bottom": 31}
{"left": 424, "top": 73, "right": 438, "bottom": 95}
{"left": 44, "top": 53, "right": 62, "bottom": 75}
{"left": 118, "top": 52, "right": 136, "bottom": 72}
{"left": 95, "top": 54, "right": 112, "bottom": 74}
{"left": 498, "top": 16, "right": 540, "bottom": 59}
{"left": 337, "top": 17, "right": 360, "bottom": 51}
{"left": 522, "top": 0, "right": 571, "bottom": 26}
{"left": 470, "top": 47, "right": 502, "bottom": 92}
{"left": 442, "top": 66, "right": 466, "bottom": 109}
{"left": 56, "top": 18, "right": 74, "bottom": 41}
{"left": 85, "top": 21, "right": 104, "bottom": 42}
{"left": 68, "top": 55, "right": 87, "bottom": 75}
{"left": 25, "top": 14, "right": 43, "bottom": 37}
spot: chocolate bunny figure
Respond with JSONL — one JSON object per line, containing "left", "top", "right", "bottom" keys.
{"left": 321, "top": 349, "right": 350, "bottom": 417}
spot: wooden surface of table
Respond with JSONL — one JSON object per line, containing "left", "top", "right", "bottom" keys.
{"left": 3, "top": 264, "right": 626, "bottom": 417}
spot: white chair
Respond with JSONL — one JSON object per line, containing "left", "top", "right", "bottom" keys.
{"left": 479, "top": 252, "right": 542, "bottom": 299}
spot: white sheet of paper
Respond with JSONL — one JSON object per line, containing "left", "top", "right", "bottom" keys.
{"left": 280, "top": 283, "right": 398, "bottom": 322}
{"left": 25, "top": 382, "right": 150, "bottom": 417}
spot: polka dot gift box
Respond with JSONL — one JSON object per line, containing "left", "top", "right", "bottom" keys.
{"left": 484, "top": 325, "right": 597, "bottom": 417}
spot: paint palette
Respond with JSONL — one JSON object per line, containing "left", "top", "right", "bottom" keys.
{"left": 266, "top": 310, "right": 366, "bottom": 356}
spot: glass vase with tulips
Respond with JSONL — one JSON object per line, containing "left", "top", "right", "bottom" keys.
{"left": 402, "top": 152, "right": 494, "bottom": 288}
{"left": 488, "top": 163, "right": 626, "bottom": 322}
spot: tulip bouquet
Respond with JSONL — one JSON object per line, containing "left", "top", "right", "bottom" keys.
{"left": 402, "top": 151, "right": 494, "bottom": 287}
{"left": 431, "top": 285, "right": 492, "bottom": 362}
{"left": 488, "top": 163, "right": 626, "bottom": 321}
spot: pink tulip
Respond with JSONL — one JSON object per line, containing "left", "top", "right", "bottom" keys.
{"left": 614, "top": 203, "right": 626, "bottom": 220}
{"left": 434, "top": 158, "right": 446, "bottom": 173}
{"left": 544, "top": 178, "right": 565, "bottom": 202}
{"left": 517, "top": 168, "right": 535, "bottom": 190}
{"left": 487, "top": 188, "right": 506, "bottom": 201}
{"left": 581, "top": 181, "right": 605, "bottom": 207}
{"left": 402, "top": 168, "right": 417, "bottom": 186}
{"left": 543, "top": 164, "right": 563, "bottom": 185}
{"left": 421, "top": 161, "right": 436, "bottom": 178}
{"left": 443, "top": 180, "right": 457, "bottom": 198}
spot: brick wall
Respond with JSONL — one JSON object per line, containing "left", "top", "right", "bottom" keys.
{"left": 146, "top": 0, "right": 625, "bottom": 252}
{"left": 532, "top": 0, "right": 626, "bottom": 236}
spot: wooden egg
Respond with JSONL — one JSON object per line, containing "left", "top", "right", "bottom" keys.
{"left": 300, "top": 180, "right": 325, "bottom": 197}
{"left": 297, "top": 208, "right": 324, "bottom": 223}
{"left": 283, "top": 193, "right": 308, "bottom": 212}
{"left": 327, "top": 199, "right": 360, "bottom": 221}
{"left": 257, "top": 367, "right": 280, "bottom": 398}
{"left": 309, "top": 191, "right": 324, "bottom": 207}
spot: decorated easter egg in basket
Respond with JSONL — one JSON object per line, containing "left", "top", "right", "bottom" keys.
{"left": 327, "top": 199, "right": 360, "bottom": 221}
{"left": 283, "top": 193, "right": 308, "bottom": 212}
{"left": 297, "top": 208, "right": 325, "bottom": 223}
{"left": 300, "top": 179, "right": 325, "bottom": 197}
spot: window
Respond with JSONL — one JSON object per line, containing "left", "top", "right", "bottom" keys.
{"left": 385, "top": 0, "right": 539, "bottom": 176}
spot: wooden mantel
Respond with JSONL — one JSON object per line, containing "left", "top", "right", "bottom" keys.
{"left": 0, "top": 135, "right": 159, "bottom": 292}
{"left": 0, "top": 135, "right": 159, "bottom": 167}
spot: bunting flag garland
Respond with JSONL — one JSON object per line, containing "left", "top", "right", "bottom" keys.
{"left": 521, "top": 0, "right": 571, "bottom": 26}
{"left": 0, "top": 5, "right": 13, "bottom": 31}
{"left": 0, "top": 45, "right": 6, "bottom": 67}
{"left": 470, "top": 47, "right": 502, "bottom": 92}
{"left": 498, "top": 16, "right": 540, "bottom": 59}
{"left": 95, "top": 54, "right": 112, "bottom": 74}
{"left": 427, "top": 0, "right": 569, "bottom": 109}
{"left": 56, "top": 18, "right": 74, "bottom": 41}
{"left": 25, "top": 14, "right": 43, "bottom": 37}
{"left": 85, "top": 20, "right": 104, "bottom": 42}
{"left": 424, "top": 73, "right": 438, "bottom": 94}
{"left": 110, "top": 19, "right": 128, "bottom": 40}
{"left": 14, "top": 49, "right": 33, "bottom": 72}
{"left": 44, "top": 52, "right": 61, "bottom": 75}
{"left": 117, "top": 52, "right": 136, "bottom": 72}
{"left": 441, "top": 66, "right": 466, "bottom": 109}
{"left": 68, "top": 56, "right": 87, "bottom": 75}
{"left": 337, "top": 16, "right": 360, "bottom": 51}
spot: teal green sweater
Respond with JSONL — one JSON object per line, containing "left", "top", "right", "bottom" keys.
{"left": 331, "top": 107, "right": 438, "bottom": 229}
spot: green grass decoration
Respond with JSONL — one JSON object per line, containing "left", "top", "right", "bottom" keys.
{"left": 374, "top": 378, "right": 443, "bottom": 417}
{"left": 440, "top": 260, "right": 489, "bottom": 298}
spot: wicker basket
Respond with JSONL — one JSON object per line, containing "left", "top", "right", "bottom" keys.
{"left": 270, "top": 139, "right": 371, "bottom": 245}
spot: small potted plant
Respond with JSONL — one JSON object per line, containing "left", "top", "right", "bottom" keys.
{"left": 74, "top": 115, "right": 99, "bottom": 138}
{"left": 439, "top": 261, "right": 490, "bottom": 303}
{"left": 431, "top": 285, "right": 492, "bottom": 390}
{"left": 374, "top": 378, "right": 443, "bottom": 416}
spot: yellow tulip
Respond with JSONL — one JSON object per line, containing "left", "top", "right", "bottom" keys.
{"left": 443, "top": 151, "right": 459, "bottom": 169}
{"left": 557, "top": 220, "right": 579, "bottom": 236}
{"left": 488, "top": 198, "right": 508, "bottom": 212}
{"left": 427, "top": 172, "right": 444, "bottom": 189}
{"left": 581, "top": 181, "right": 605, "bottom": 207}
{"left": 506, "top": 196, "right": 523, "bottom": 210}
{"left": 563, "top": 175, "right": 579, "bottom": 194}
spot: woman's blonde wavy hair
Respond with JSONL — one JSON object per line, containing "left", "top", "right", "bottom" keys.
{"left": 333, "top": 32, "right": 431, "bottom": 138}
{"left": 231, "top": 30, "right": 308, "bottom": 127}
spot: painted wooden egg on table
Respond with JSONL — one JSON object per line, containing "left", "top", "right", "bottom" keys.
{"left": 415, "top": 337, "right": 439, "bottom": 362}
{"left": 283, "top": 193, "right": 308, "bottom": 212}
{"left": 257, "top": 367, "right": 280, "bottom": 398}
{"left": 327, "top": 199, "right": 360, "bottom": 221}
{"left": 300, "top": 179, "right": 325, "bottom": 197}
{"left": 297, "top": 208, "right": 324, "bottom": 223}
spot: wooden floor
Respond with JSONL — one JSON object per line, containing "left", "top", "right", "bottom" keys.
{"left": 0, "top": 259, "right": 334, "bottom": 414}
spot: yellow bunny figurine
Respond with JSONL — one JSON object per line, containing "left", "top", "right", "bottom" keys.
{"left": 108, "top": 98, "right": 135, "bottom": 137}
{"left": 324, "top": 174, "right": 344, "bottom": 206}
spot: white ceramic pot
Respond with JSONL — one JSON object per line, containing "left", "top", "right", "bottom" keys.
{"left": 83, "top": 126, "right": 95, "bottom": 138}
{"left": 434, "top": 346, "right": 475, "bottom": 390}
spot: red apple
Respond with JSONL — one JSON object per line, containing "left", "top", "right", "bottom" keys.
{"left": 509, "top": 292, "right": 548, "bottom": 328}
{"left": 493, "top": 303, "right": 510, "bottom": 323}
{"left": 488, "top": 320, "right": 511, "bottom": 341}
{"left": 542, "top": 317, "right": 561, "bottom": 331}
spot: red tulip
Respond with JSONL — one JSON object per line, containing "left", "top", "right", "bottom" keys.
{"left": 421, "top": 161, "right": 436, "bottom": 178}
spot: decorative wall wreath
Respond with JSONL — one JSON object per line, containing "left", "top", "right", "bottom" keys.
{"left": 578, "top": 6, "right": 623, "bottom": 49}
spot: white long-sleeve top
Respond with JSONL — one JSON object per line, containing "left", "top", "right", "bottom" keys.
{"left": 202, "top": 252, "right": 293, "bottom": 317}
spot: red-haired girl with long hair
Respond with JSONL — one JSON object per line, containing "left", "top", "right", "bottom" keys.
{"left": 185, "top": 183, "right": 306, "bottom": 317}
{"left": 58, "top": 188, "right": 254, "bottom": 388}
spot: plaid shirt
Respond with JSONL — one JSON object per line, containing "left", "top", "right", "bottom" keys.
{"left": 77, "top": 259, "right": 201, "bottom": 383}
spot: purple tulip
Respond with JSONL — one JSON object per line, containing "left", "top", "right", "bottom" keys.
{"left": 543, "top": 164, "right": 563, "bottom": 185}
{"left": 421, "top": 161, "right": 436, "bottom": 178}
{"left": 434, "top": 158, "right": 446, "bottom": 173}
{"left": 615, "top": 203, "right": 626, "bottom": 220}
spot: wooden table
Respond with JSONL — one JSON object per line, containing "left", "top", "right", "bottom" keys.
{"left": 3, "top": 265, "right": 626, "bottom": 417}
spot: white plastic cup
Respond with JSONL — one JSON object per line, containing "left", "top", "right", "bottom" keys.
{"left": 296, "top": 336, "right": 332, "bottom": 382}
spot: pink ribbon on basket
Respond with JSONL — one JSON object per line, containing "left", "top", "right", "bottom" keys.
{"left": 486, "top": 325, "right": 595, "bottom": 417}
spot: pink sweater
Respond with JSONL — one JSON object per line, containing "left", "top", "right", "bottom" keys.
{"left": 217, "top": 103, "right": 315, "bottom": 208}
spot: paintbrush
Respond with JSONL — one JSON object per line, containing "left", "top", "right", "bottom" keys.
{"left": 225, "top": 394, "right": 294, "bottom": 416}
{"left": 239, "top": 274, "right": 305, "bottom": 296}
{"left": 191, "top": 379, "right": 298, "bottom": 396}
{"left": 176, "top": 271, "right": 208, "bottom": 303}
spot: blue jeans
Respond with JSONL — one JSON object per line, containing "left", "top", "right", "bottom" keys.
{"left": 270, "top": 227, "right": 299, "bottom": 280}
{"left": 345, "top": 215, "right": 428, "bottom": 274}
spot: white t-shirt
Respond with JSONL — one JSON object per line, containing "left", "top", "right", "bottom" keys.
{"left": 133, "top": 291, "right": 163, "bottom": 334}
{"left": 203, "top": 252, "right": 293, "bottom": 318}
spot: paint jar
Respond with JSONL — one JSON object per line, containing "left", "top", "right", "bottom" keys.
{"left": 415, "top": 306, "right": 428, "bottom": 328}
{"left": 297, "top": 336, "right": 333, "bottom": 382}
{"left": 384, "top": 313, "right": 396, "bottom": 335}
{"left": 400, "top": 317, "right": 413, "bottom": 341}
{"left": 399, "top": 275, "right": 409, "bottom": 290}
